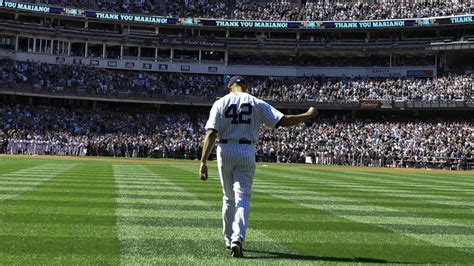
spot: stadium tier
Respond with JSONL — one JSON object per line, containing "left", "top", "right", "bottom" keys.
{"left": 1, "top": 0, "right": 473, "bottom": 77}
{"left": 6, "top": 0, "right": 472, "bottom": 19}
{"left": 0, "top": 0, "right": 473, "bottom": 170}
{"left": 1, "top": 103, "right": 472, "bottom": 170}
{"left": 0, "top": 59, "right": 472, "bottom": 103}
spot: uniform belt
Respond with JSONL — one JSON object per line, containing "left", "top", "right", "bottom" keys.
{"left": 218, "top": 139, "right": 253, "bottom": 145}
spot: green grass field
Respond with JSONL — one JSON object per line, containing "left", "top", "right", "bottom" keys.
{"left": 0, "top": 155, "right": 473, "bottom": 265}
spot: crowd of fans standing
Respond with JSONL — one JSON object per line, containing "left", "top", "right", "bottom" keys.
{"left": 247, "top": 75, "right": 473, "bottom": 102}
{"left": 0, "top": 104, "right": 204, "bottom": 159}
{"left": 14, "top": 0, "right": 472, "bottom": 20}
{"left": 257, "top": 118, "right": 473, "bottom": 170}
{"left": 0, "top": 60, "right": 223, "bottom": 98}
{"left": 234, "top": 1, "right": 471, "bottom": 21}
{"left": 1, "top": 60, "right": 472, "bottom": 103}
{"left": 1, "top": 104, "right": 472, "bottom": 170}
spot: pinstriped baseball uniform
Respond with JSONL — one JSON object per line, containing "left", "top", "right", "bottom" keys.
{"left": 205, "top": 92, "right": 284, "bottom": 246}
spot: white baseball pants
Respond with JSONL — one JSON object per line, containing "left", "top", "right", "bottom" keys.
{"left": 216, "top": 144, "right": 256, "bottom": 246}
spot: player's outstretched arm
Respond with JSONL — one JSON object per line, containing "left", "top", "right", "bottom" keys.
{"left": 199, "top": 129, "right": 217, "bottom": 181}
{"left": 278, "top": 107, "right": 318, "bottom": 127}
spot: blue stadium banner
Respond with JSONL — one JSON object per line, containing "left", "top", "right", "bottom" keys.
{"left": 200, "top": 19, "right": 301, "bottom": 29}
{"left": 84, "top": 11, "right": 177, "bottom": 25}
{"left": 1, "top": 1, "right": 474, "bottom": 29}
{"left": 1, "top": 1, "right": 51, "bottom": 13}
{"left": 320, "top": 20, "right": 415, "bottom": 29}
{"left": 436, "top": 15, "right": 473, "bottom": 25}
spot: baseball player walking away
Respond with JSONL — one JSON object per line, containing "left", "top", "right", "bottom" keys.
{"left": 199, "top": 76, "right": 318, "bottom": 258}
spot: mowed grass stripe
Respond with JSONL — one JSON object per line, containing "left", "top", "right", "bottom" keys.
{"left": 270, "top": 168, "right": 474, "bottom": 195}
{"left": 113, "top": 164, "right": 297, "bottom": 261}
{"left": 260, "top": 168, "right": 474, "bottom": 210}
{"left": 254, "top": 168, "right": 474, "bottom": 193}
{"left": 0, "top": 161, "right": 43, "bottom": 176}
{"left": 300, "top": 168, "right": 474, "bottom": 197}
{"left": 256, "top": 181, "right": 474, "bottom": 193}
{"left": 114, "top": 164, "right": 226, "bottom": 260}
{"left": 254, "top": 167, "right": 474, "bottom": 260}
{"left": 5, "top": 201, "right": 472, "bottom": 235}
{"left": 169, "top": 164, "right": 417, "bottom": 263}
{"left": 1, "top": 223, "right": 240, "bottom": 242}
{"left": 319, "top": 168, "right": 474, "bottom": 189}
{"left": 1, "top": 188, "right": 471, "bottom": 221}
{"left": 254, "top": 183, "right": 473, "bottom": 219}
{"left": 252, "top": 181, "right": 474, "bottom": 202}
{"left": 254, "top": 187, "right": 472, "bottom": 203}
{"left": 253, "top": 188, "right": 474, "bottom": 220}
{"left": 255, "top": 181, "right": 473, "bottom": 198}
{"left": 0, "top": 182, "right": 218, "bottom": 197}
{"left": 0, "top": 252, "right": 319, "bottom": 266}
{"left": 7, "top": 224, "right": 465, "bottom": 248}
{"left": 151, "top": 164, "right": 318, "bottom": 261}
{"left": 175, "top": 163, "right": 474, "bottom": 263}
{"left": 347, "top": 169, "right": 474, "bottom": 186}
{"left": 256, "top": 168, "right": 474, "bottom": 226}
{"left": 0, "top": 185, "right": 217, "bottom": 197}
{"left": 258, "top": 180, "right": 472, "bottom": 230}
{"left": 0, "top": 163, "right": 77, "bottom": 202}
{"left": 0, "top": 162, "right": 120, "bottom": 264}
{"left": 334, "top": 170, "right": 474, "bottom": 200}
{"left": 266, "top": 163, "right": 474, "bottom": 180}
{"left": 4, "top": 187, "right": 470, "bottom": 211}
{"left": 1, "top": 157, "right": 473, "bottom": 264}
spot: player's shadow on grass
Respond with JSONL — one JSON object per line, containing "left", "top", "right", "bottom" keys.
{"left": 244, "top": 249, "right": 400, "bottom": 263}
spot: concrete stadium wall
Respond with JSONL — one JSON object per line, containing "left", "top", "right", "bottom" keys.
{"left": 0, "top": 50, "right": 437, "bottom": 77}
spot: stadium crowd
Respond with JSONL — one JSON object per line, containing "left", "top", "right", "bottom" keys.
{"left": 1, "top": 60, "right": 472, "bottom": 103}
{"left": 248, "top": 74, "right": 474, "bottom": 102}
{"left": 0, "top": 104, "right": 472, "bottom": 170}
{"left": 166, "top": 0, "right": 228, "bottom": 19}
{"left": 0, "top": 60, "right": 223, "bottom": 98}
{"left": 234, "top": 1, "right": 471, "bottom": 21}
{"left": 14, "top": 0, "right": 95, "bottom": 9}
{"left": 96, "top": 0, "right": 160, "bottom": 15}
{"left": 13, "top": 0, "right": 472, "bottom": 20}
{"left": 257, "top": 118, "right": 473, "bottom": 170}
{"left": 0, "top": 104, "right": 205, "bottom": 158}
{"left": 229, "top": 56, "right": 436, "bottom": 68}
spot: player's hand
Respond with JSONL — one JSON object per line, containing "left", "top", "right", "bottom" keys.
{"left": 199, "top": 162, "right": 208, "bottom": 181}
{"left": 306, "top": 107, "right": 318, "bottom": 118}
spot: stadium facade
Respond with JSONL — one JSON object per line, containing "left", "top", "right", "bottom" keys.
{"left": 0, "top": 1, "right": 472, "bottom": 169}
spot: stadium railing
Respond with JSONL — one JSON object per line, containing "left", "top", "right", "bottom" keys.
{"left": 1, "top": 83, "right": 472, "bottom": 110}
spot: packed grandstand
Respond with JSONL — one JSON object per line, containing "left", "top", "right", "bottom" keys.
{"left": 1, "top": 103, "right": 472, "bottom": 170}
{"left": 10, "top": 0, "right": 473, "bottom": 20}
{"left": 0, "top": 0, "right": 473, "bottom": 170}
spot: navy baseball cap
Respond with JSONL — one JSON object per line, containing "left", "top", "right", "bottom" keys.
{"left": 227, "top": 76, "right": 245, "bottom": 88}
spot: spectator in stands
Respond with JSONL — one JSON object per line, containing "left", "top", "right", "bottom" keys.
{"left": 257, "top": 116, "right": 473, "bottom": 170}
{"left": 1, "top": 60, "right": 472, "bottom": 103}
{"left": 0, "top": 60, "right": 224, "bottom": 99}
{"left": 14, "top": 0, "right": 471, "bottom": 20}
{"left": 246, "top": 75, "right": 473, "bottom": 103}
{"left": 235, "top": 0, "right": 470, "bottom": 21}
{"left": 167, "top": 0, "right": 228, "bottom": 19}
{"left": 0, "top": 103, "right": 472, "bottom": 170}
{"left": 0, "top": 104, "right": 205, "bottom": 159}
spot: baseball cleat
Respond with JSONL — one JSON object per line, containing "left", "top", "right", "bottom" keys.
{"left": 230, "top": 241, "right": 243, "bottom": 258}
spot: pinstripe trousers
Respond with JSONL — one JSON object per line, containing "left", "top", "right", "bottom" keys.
{"left": 216, "top": 144, "right": 256, "bottom": 245}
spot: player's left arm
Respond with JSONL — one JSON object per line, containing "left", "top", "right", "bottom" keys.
{"left": 200, "top": 101, "right": 221, "bottom": 181}
{"left": 199, "top": 129, "right": 217, "bottom": 181}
